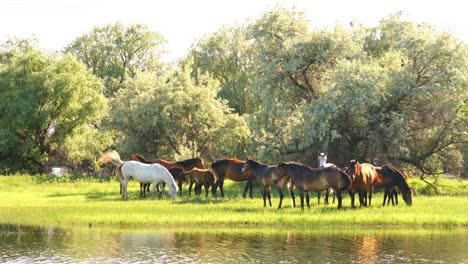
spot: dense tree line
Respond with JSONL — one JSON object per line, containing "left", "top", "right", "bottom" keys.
{"left": 0, "top": 8, "right": 466, "bottom": 179}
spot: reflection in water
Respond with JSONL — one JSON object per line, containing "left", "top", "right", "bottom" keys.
{"left": 1, "top": 226, "right": 467, "bottom": 263}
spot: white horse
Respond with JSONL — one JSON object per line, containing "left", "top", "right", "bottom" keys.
{"left": 317, "top": 152, "right": 336, "bottom": 204}
{"left": 317, "top": 152, "right": 336, "bottom": 168}
{"left": 98, "top": 150, "right": 179, "bottom": 199}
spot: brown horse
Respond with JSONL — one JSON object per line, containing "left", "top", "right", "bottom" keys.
{"left": 375, "top": 165, "right": 413, "bottom": 206}
{"left": 130, "top": 153, "right": 205, "bottom": 196}
{"left": 211, "top": 158, "right": 254, "bottom": 198}
{"left": 275, "top": 162, "right": 351, "bottom": 210}
{"left": 347, "top": 160, "right": 382, "bottom": 208}
{"left": 242, "top": 159, "right": 278, "bottom": 207}
{"left": 183, "top": 168, "right": 218, "bottom": 198}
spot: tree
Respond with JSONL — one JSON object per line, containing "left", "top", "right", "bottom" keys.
{"left": 187, "top": 26, "right": 256, "bottom": 115}
{"left": 111, "top": 62, "right": 251, "bottom": 160}
{"left": 65, "top": 22, "right": 166, "bottom": 97}
{"left": 0, "top": 47, "right": 108, "bottom": 173}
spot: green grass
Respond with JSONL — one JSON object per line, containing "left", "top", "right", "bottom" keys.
{"left": 0, "top": 175, "right": 467, "bottom": 230}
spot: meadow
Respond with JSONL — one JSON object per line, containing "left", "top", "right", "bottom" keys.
{"left": 0, "top": 174, "right": 467, "bottom": 231}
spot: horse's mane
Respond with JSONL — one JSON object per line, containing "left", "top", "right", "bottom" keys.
{"left": 130, "top": 153, "right": 151, "bottom": 164}
{"left": 279, "top": 161, "right": 314, "bottom": 170}
{"left": 177, "top": 157, "right": 203, "bottom": 167}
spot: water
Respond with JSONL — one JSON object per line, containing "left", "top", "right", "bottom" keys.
{"left": 1, "top": 226, "right": 467, "bottom": 263}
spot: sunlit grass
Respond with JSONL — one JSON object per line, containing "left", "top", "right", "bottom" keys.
{"left": 0, "top": 175, "right": 467, "bottom": 230}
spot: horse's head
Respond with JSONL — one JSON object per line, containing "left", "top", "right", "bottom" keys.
{"left": 241, "top": 159, "right": 256, "bottom": 175}
{"left": 317, "top": 152, "right": 328, "bottom": 168}
{"left": 348, "top": 160, "right": 360, "bottom": 180}
{"left": 275, "top": 162, "right": 290, "bottom": 185}
{"left": 197, "top": 156, "right": 207, "bottom": 169}
{"left": 402, "top": 187, "right": 413, "bottom": 206}
{"left": 168, "top": 181, "right": 179, "bottom": 199}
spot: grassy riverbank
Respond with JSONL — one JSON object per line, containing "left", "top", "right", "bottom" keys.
{"left": 0, "top": 175, "right": 467, "bottom": 230}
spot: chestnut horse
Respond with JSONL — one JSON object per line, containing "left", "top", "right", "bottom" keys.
{"left": 347, "top": 160, "right": 382, "bottom": 208}
{"left": 375, "top": 165, "right": 413, "bottom": 206}
{"left": 275, "top": 162, "right": 351, "bottom": 210}
{"left": 242, "top": 159, "right": 278, "bottom": 207}
{"left": 130, "top": 153, "right": 205, "bottom": 196}
{"left": 184, "top": 168, "right": 218, "bottom": 198}
{"left": 211, "top": 158, "right": 254, "bottom": 198}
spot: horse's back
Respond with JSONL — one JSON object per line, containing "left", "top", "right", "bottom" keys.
{"left": 122, "top": 161, "right": 169, "bottom": 183}
{"left": 211, "top": 159, "right": 246, "bottom": 181}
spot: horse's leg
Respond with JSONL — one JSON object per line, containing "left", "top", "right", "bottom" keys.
{"left": 368, "top": 188, "right": 373, "bottom": 207}
{"left": 267, "top": 186, "right": 272, "bottom": 207}
{"left": 242, "top": 177, "right": 251, "bottom": 198}
{"left": 188, "top": 179, "right": 194, "bottom": 197}
{"left": 350, "top": 191, "right": 356, "bottom": 208}
{"left": 219, "top": 179, "right": 225, "bottom": 198}
{"left": 324, "top": 189, "right": 329, "bottom": 205}
{"left": 336, "top": 191, "right": 343, "bottom": 209}
{"left": 205, "top": 183, "right": 209, "bottom": 198}
{"left": 145, "top": 183, "right": 150, "bottom": 196}
{"left": 140, "top": 183, "right": 143, "bottom": 198}
{"left": 393, "top": 188, "right": 399, "bottom": 205}
{"left": 306, "top": 192, "right": 310, "bottom": 209}
{"left": 317, "top": 191, "right": 321, "bottom": 204}
{"left": 151, "top": 182, "right": 157, "bottom": 200}
{"left": 249, "top": 176, "right": 254, "bottom": 199}
{"left": 300, "top": 192, "right": 305, "bottom": 211}
{"left": 178, "top": 180, "right": 183, "bottom": 197}
{"left": 122, "top": 178, "right": 130, "bottom": 199}
{"left": 277, "top": 185, "right": 284, "bottom": 209}
{"left": 383, "top": 190, "right": 388, "bottom": 206}
{"left": 211, "top": 183, "right": 217, "bottom": 198}
{"left": 289, "top": 189, "right": 296, "bottom": 208}
{"left": 262, "top": 186, "right": 267, "bottom": 207}
{"left": 332, "top": 190, "right": 336, "bottom": 204}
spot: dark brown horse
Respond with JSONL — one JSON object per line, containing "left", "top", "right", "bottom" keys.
{"left": 211, "top": 158, "right": 254, "bottom": 198}
{"left": 375, "top": 165, "right": 413, "bottom": 206}
{"left": 275, "top": 162, "right": 351, "bottom": 210}
{"left": 347, "top": 160, "right": 381, "bottom": 208}
{"left": 184, "top": 168, "right": 218, "bottom": 198}
{"left": 130, "top": 153, "right": 205, "bottom": 196}
{"left": 242, "top": 159, "right": 278, "bottom": 207}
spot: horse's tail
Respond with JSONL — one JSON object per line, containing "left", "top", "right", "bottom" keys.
{"left": 208, "top": 168, "right": 219, "bottom": 184}
{"left": 98, "top": 150, "right": 124, "bottom": 166}
{"left": 339, "top": 168, "right": 352, "bottom": 191}
{"left": 130, "top": 153, "right": 151, "bottom": 164}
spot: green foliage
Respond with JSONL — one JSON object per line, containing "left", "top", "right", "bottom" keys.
{"left": 0, "top": 47, "right": 108, "bottom": 173}
{"left": 65, "top": 22, "right": 166, "bottom": 97}
{"left": 111, "top": 62, "right": 251, "bottom": 160}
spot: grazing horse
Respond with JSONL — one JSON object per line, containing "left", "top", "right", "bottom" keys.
{"left": 139, "top": 167, "right": 184, "bottom": 198}
{"left": 375, "top": 165, "right": 413, "bottom": 206}
{"left": 275, "top": 162, "right": 351, "bottom": 210}
{"left": 347, "top": 160, "right": 381, "bottom": 208}
{"left": 130, "top": 153, "right": 205, "bottom": 196}
{"left": 98, "top": 150, "right": 179, "bottom": 199}
{"left": 317, "top": 152, "right": 336, "bottom": 204}
{"left": 242, "top": 159, "right": 278, "bottom": 207}
{"left": 184, "top": 168, "right": 218, "bottom": 197}
{"left": 211, "top": 159, "right": 254, "bottom": 198}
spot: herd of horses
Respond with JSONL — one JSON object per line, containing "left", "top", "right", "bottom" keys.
{"left": 98, "top": 151, "right": 413, "bottom": 210}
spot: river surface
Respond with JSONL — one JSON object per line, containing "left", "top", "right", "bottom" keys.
{"left": 1, "top": 226, "right": 467, "bottom": 263}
